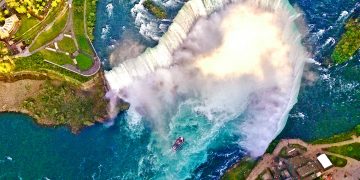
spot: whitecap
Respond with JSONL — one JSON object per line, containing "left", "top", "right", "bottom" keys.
{"left": 320, "top": 73, "right": 330, "bottom": 80}
{"left": 5, "top": 156, "right": 12, "bottom": 161}
{"left": 337, "top": 11, "right": 349, "bottom": 22}
{"left": 101, "top": 25, "right": 110, "bottom": 40}
{"left": 106, "top": 3, "right": 114, "bottom": 17}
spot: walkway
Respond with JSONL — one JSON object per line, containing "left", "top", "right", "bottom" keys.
{"left": 16, "top": 0, "right": 101, "bottom": 77}
{"left": 247, "top": 137, "right": 360, "bottom": 180}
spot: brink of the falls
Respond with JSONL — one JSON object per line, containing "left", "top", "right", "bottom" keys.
{"left": 105, "top": 0, "right": 307, "bottom": 178}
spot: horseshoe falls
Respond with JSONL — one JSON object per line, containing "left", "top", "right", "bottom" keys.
{"left": 105, "top": 0, "right": 307, "bottom": 179}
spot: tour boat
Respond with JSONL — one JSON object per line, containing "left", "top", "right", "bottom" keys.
{"left": 172, "top": 137, "right": 185, "bottom": 151}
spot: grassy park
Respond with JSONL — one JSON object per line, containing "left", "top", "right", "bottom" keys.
{"left": 40, "top": 49, "right": 74, "bottom": 65}
{"left": 29, "top": 9, "right": 69, "bottom": 52}
{"left": 0, "top": 0, "right": 124, "bottom": 133}
{"left": 326, "top": 154, "right": 347, "bottom": 167}
{"left": 13, "top": 1, "right": 65, "bottom": 44}
{"left": 325, "top": 143, "right": 360, "bottom": 161}
{"left": 73, "top": 0, "right": 94, "bottom": 55}
{"left": 14, "top": 53, "right": 90, "bottom": 83}
{"left": 0, "top": 0, "right": 99, "bottom": 83}
{"left": 76, "top": 53, "right": 93, "bottom": 71}
{"left": 57, "top": 37, "right": 77, "bottom": 53}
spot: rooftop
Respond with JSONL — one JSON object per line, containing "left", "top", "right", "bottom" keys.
{"left": 317, "top": 154, "right": 333, "bottom": 169}
{"left": 296, "top": 161, "right": 320, "bottom": 178}
{"left": 0, "top": 15, "right": 19, "bottom": 39}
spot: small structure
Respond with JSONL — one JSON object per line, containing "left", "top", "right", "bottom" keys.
{"left": 289, "top": 156, "right": 309, "bottom": 169}
{"left": 317, "top": 154, "right": 333, "bottom": 169}
{"left": 280, "top": 169, "right": 291, "bottom": 179}
{"left": 0, "top": 15, "right": 19, "bottom": 39}
{"left": 296, "top": 161, "right": 320, "bottom": 179}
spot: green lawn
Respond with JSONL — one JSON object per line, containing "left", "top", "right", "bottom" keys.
{"left": 73, "top": 0, "right": 94, "bottom": 55}
{"left": 40, "top": 50, "right": 73, "bottom": 65}
{"left": 14, "top": 53, "right": 90, "bottom": 83}
{"left": 325, "top": 143, "right": 360, "bottom": 161}
{"left": 326, "top": 154, "right": 347, "bottom": 167}
{"left": 76, "top": 53, "right": 93, "bottom": 71}
{"left": 14, "top": 3, "right": 65, "bottom": 44}
{"left": 58, "top": 37, "right": 77, "bottom": 53}
{"left": 222, "top": 159, "right": 257, "bottom": 180}
{"left": 331, "top": 18, "right": 360, "bottom": 64}
{"left": 85, "top": 0, "right": 98, "bottom": 40}
{"left": 15, "top": 16, "right": 40, "bottom": 38}
{"left": 29, "top": 9, "right": 69, "bottom": 52}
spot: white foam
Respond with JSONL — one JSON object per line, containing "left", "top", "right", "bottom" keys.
{"left": 106, "top": 3, "right": 114, "bottom": 17}
{"left": 322, "top": 37, "right": 336, "bottom": 48}
{"left": 107, "top": 0, "right": 307, "bottom": 173}
{"left": 101, "top": 25, "right": 110, "bottom": 40}
{"left": 337, "top": 11, "right": 348, "bottom": 22}
{"left": 5, "top": 156, "right": 12, "bottom": 161}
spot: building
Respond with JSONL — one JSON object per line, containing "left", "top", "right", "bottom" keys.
{"left": 296, "top": 161, "right": 320, "bottom": 178}
{"left": 289, "top": 156, "right": 309, "bottom": 169}
{"left": 317, "top": 154, "right": 333, "bottom": 169}
{"left": 0, "top": 15, "right": 19, "bottom": 39}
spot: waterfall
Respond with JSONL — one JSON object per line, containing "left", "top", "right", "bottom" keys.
{"left": 105, "top": 0, "right": 307, "bottom": 176}
{"left": 105, "top": 0, "right": 304, "bottom": 90}
{"left": 106, "top": 0, "right": 219, "bottom": 90}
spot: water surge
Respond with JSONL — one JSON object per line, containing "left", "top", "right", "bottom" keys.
{"left": 106, "top": 0, "right": 307, "bottom": 178}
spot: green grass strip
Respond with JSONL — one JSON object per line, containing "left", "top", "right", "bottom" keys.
{"left": 14, "top": 53, "right": 90, "bottom": 83}
{"left": 76, "top": 53, "right": 93, "bottom": 71}
{"left": 40, "top": 49, "right": 73, "bottom": 65}
{"left": 29, "top": 9, "right": 69, "bottom": 52}
{"left": 325, "top": 143, "right": 360, "bottom": 161}
{"left": 326, "top": 154, "right": 347, "bottom": 167}
{"left": 73, "top": 0, "right": 94, "bottom": 55}
{"left": 14, "top": 3, "right": 65, "bottom": 44}
{"left": 57, "top": 37, "right": 77, "bottom": 53}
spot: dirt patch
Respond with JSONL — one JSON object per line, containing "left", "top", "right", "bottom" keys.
{"left": 0, "top": 79, "right": 45, "bottom": 111}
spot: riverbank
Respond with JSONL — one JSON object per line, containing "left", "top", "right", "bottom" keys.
{"left": 0, "top": 71, "right": 128, "bottom": 133}
{"left": 221, "top": 124, "right": 360, "bottom": 179}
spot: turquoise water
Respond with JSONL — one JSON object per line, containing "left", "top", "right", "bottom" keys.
{"left": 0, "top": 0, "right": 359, "bottom": 179}
{"left": 0, "top": 112, "right": 151, "bottom": 179}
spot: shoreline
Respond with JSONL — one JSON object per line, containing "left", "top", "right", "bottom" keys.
{"left": 0, "top": 70, "right": 127, "bottom": 134}
{"left": 0, "top": 109, "right": 110, "bottom": 134}
{"left": 222, "top": 124, "right": 360, "bottom": 179}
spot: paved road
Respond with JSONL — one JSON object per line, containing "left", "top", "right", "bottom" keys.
{"left": 17, "top": 0, "right": 101, "bottom": 77}
{"left": 0, "top": 0, "right": 6, "bottom": 7}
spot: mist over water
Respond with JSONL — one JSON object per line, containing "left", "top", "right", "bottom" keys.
{"left": 106, "top": 0, "right": 307, "bottom": 178}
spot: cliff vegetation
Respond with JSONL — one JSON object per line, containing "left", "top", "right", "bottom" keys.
{"left": 331, "top": 18, "right": 360, "bottom": 64}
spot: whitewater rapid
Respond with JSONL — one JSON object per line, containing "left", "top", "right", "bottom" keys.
{"left": 105, "top": 0, "right": 307, "bottom": 178}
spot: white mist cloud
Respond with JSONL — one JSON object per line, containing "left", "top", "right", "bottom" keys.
{"left": 107, "top": 0, "right": 307, "bottom": 158}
